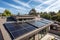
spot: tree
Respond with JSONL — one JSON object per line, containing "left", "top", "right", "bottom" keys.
{"left": 58, "top": 10, "right": 60, "bottom": 13}
{"left": 17, "top": 12, "right": 20, "bottom": 16}
{"left": 29, "top": 8, "right": 37, "bottom": 16}
{"left": 44, "top": 12, "right": 47, "bottom": 14}
{"left": 2, "top": 9, "right": 12, "bottom": 16}
{"left": 40, "top": 12, "right": 52, "bottom": 20}
{"left": 51, "top": 15, "right": 58, "bottom": 20}
{"left": 56, "top": 12, "right": 60, "bottom": 22}
{"left": 49, "top": 12, "right": 56, "bottom": 16}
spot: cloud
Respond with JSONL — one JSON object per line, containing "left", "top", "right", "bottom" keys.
{"left": 27, "top": 0, "right": 32, "bottom": 4}
{"left": 0, "top": 7, "right": 6, "bottom": 13}
{"left": 44, "top": 0, "right": 60, "bottom": 12}
{"left": 1, "top": 0, "right": 60, "bottom": 14}
{"left": 35, "top": 0, "right": 56, "bottom": 8}
{"left": 35, "top": 0, "right": 57, "bottom": 12}
{"left": 13, "top": 0, "right": 31, "bottom": 8}
{"left": 33, "top": 0, "right": 47, "bottom": 3}
{"left": 0, "top": 7, "right": 5, "bottom": 10}
{"left": 3, "top": 2, "right": 27, "bottom": 11}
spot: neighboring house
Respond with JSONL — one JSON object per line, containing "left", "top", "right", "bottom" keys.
{"left": 10, "top": 15, "right": 35, "bottom": 22}
{"left": 3, "top": 15, "right": 54, "bottom": 40}
{"left": 50, "top": 22, "right": 60, "bottom": 36}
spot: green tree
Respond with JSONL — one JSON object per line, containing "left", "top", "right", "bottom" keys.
{"left": 40, "top": 12, "right": 52, "bottom": 20}
{"left": 51, "top": 15, "right": 58, "bottom": 20}
{"left": 17, "top": 12, "right": 20, "bottom": 16}
{"left": 49, "top": 12, "right": 56, "bottom": 16}
{"left": 2, "top": 9, "right": 12, "bottom": 16}
{"left": 58, "top": 10, "right": 60, "bottom": 13}
{"left": 56, "top": 12, "right": 60, "bottom": 22}
{"left": 29, "top": 8, "right": 37, "bottom": 16}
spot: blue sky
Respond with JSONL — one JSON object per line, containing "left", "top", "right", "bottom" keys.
{"left": 0, "top": 0, "right": 60, "bottom": 14}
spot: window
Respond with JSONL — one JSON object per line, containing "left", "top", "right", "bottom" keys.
{"left": 53, "top": 27, "right": 57, "bottom": 30}
{"left": 38, "top": 31, "right": 42, "bottom": 40}
{"left": 50, "top": 26, "right": 57, "bottom": 30}
{"left": 38, "top": 27, "right": 49, "bottom": 40}
{"left": 29, "top": 35, "right": 35, "bottom": 40}
{"left": 18, "top": 19, "right": 22, "bottom": 21}
{"left": 50, "top": 25, "right": 53, "bottom": 30}
{"left": 50, "top": 25, "right": 57, "bottom": 30}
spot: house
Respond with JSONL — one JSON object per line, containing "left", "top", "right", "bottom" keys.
{"left": 50, "top": 23, "right": 60, "bottom": 36}
{"left": 4, "top": 15, "right": 54, "bottom": 40}
{"left": 10, "top": 15, "right": 35, "bottom": 22}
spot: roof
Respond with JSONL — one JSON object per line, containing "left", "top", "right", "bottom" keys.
{"left": 4, "top": 18, "right": 53, "bottom": 40}
{"left": 11, "top": 15, "right": 35, "bottom": 20}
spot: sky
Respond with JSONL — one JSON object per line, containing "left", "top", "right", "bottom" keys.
{"left": 0, "top": 0, "right": 60, "bottom": 14}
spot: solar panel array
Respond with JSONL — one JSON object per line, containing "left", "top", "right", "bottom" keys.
{"left": 4, "top": 19, "right": 52, "bottom": 39}
{"left": 4, "top": 23, "right": 36, "bottom": 39}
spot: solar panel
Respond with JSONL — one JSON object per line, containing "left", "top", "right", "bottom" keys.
{"left": 4, "top": 23, "right": 24, "bottom": 31}
{"left": 27, "top": 21, "right": 46, "bottom": 28}
{"left": 12, "top": 29, "right": 28, "bottom": 38}
{"left": 40, "top": 19, "right": 52, "bottom": 24}
{"left": 27, "top": 19, "right": 52, "bottom": 28}
{"left": 4, "top": 22, "right": 36, "bottom": 39}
